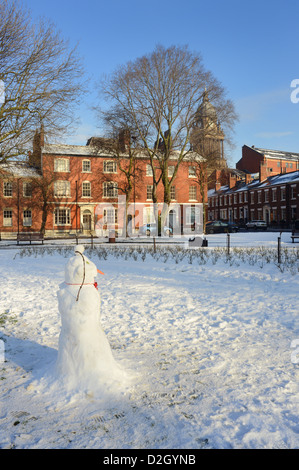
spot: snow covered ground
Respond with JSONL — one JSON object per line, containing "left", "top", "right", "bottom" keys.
{"left": 0, "top": 231, "right": 298, "bottom": 449}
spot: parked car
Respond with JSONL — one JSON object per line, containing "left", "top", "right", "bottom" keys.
{"left": 139, "top": 223, "right": 173, "bottom": 236}
{"left": 246, "top": 220, "right": 267, "bottom": 230}
{"left": 205, "top": 220, "right": 239, "bottom": 234}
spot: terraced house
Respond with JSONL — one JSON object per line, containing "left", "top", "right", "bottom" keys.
{"left": 208, "top": 165, "right": 299, "bottom": 229}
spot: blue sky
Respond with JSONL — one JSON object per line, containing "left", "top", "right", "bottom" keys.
{"left": 23, "top": 0, "right": 299, "bottom": 166}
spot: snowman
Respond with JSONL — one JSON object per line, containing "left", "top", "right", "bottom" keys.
{"left": 56, "top": 245, "right": 127, "bottom": 394}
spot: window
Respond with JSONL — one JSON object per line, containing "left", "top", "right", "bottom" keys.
{"left": 234, "top": 194, "right": 237, "bottom": 204}
{"left": 189, "top": 186, "right": 197, "bottom": 201}
{"left": 146, "top": 164, "right": 153, "bottom": 176}
{"left": 103, "top": 181, "right": 118, "bottom": 198}
{"left": 23, "top": 209, "right": 32, "bottom": 226}
{"left": 54, "top": 158, "right": 69, "bottom": 172}
{"left": 82, "top": 160, "right": 91, "bottom": 172}
{"left": 250, "top": 192, "right": 254, "bottom": 203}
{"left": 103, "top": 161, "right": 117, "bottom": 173}
{"left": 104, "top": 208, "right": 118, "bottom": 224}
{"left": 239, "top": 192, "right": 243, "bottom": 203}
{"left": 291, "top": 186, "right": 296, "bottom": 199}
{"left": 244, "top": 192, "right": 248, "bottom": 203}
{"left": 54, "top": 180, "right": 71, "bottom": 197}
{"left": 146, "top": 185, "right": 153, "bottom": 200}
{"left": 168, "top": 165, "right": 175, "bottom": 177}
{"left": 82, "top": 181, "right": 91, "bottom": 197}
{"left": 23, "top": 182, "right": 32, "bottom": 197}
{"left": 3, "top": 209, "right": 12, "bottom": 226}
{"left": 264, "top": 190, "right": 269, "bottom": 203}
{"left": 257, "top": 191, "right": 262, "bottom": 204}
{"left": 281, "top": 187, "right": 286, "bottom": 201}
{"left": 170, "top": 185, "right": 176, "bottom": 200}
{"left": 272, "top": 188, "right": 277, "bottom": 202}
{"left": 188, "top": 166, "right": 196, "bottom": 178}
{"left": 281, "top": 207, "right": 286, "bottom": 221}
{"left": 3, "top": 182, "right": 12, "bottom": 197}
{"left": 54, "top": 208, "right": 70, "bottom": 225}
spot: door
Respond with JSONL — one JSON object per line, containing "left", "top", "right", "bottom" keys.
{"left": 82, "top": 209, "right": 92, "bottom": 231}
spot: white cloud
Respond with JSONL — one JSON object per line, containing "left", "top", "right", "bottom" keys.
{"left": 255, "top": 131, "right": 293, "bottom": 139}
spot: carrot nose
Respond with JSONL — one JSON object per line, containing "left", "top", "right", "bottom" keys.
{"left": 97, "top": 269, "right": 104, "bottom": 275}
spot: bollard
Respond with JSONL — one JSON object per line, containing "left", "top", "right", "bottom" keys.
{"left": 277, "top": 236, "right": 281, "bottom": 264}
{"left": 227, "top": 232, "right": 230, "bottom": 255}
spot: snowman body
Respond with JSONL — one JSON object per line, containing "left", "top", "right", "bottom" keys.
{"left": 56, "top": 245, "right": 125, "bottom": 392}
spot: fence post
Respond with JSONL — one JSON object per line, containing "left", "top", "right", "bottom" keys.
{"left": 227, "top": 232, "right": 230, "bottom": 255}
{"left": 277, "top": 236, "right": 281, "bottom": 264}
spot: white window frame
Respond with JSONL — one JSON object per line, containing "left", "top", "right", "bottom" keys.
{"left": 103, "top": 181, "right": 118, "bottom": 198}
{"left": 103, "top": 161, "right": 117, "bottom": 174}
{"left": 146, "top": 164, "right": 153, "bottom": 176}
{"left": 170, "top": 185, "right": 176, "bottom": 200}
{"left": 23, "top": 209, "right": 32, "bottom": 227}
{"left": 82, "top": 159, "right": 91, "bottom": 172}
{"left": 82, "top": 181, "right": 91, "bottom": 198}
{"left": 23, "top": 182, "right": 32, "bottom": 197}
{"left": 168, "top": 165, "right": 175, "bottom": 177}
{"left": 189, "top": 186, "right": 197, "bottom": 201}
{"left": 3, "top": 209, "right": 12, "bottom": 226}
{"left": 188, "top": 166, "right": 196, "bottom": 178}
{"left": 54, "top": 180, "right": 71, "bottom": 197}
{"left": 146, "top": 185, "right": 153, "bottom": 200}
{"left": 103, "top": 208, "right": 118, "bottom": 224}
{"left": 54, "top": 208, "right": 71, "bottom": 225}
{"left": 3, "top": 181, "right": 12, "bottom": 197}
{"left": 54, "top": 158, "right": 70, "bottom": 172}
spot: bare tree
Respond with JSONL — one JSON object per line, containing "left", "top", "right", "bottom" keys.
{"left": 98, "top": 44, "right": 237, "bottom": 228}
{"left": 0, "top": 0, "right": 86, "bottom": 162}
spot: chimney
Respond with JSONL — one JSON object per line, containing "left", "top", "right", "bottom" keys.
{"left": 229, "top": 173, "right": 237, "bottom": 189}
{"left": 245, "top": 173, "right": 252, "bottom": 185}
{"left": 119, "top": 129, "right": 130, "bottom": 153}
{"left": 29, "top": 125, "right": 44, "bottom": 168}
{"left": 259, "top": 162, "right": 268, "bottom": 182}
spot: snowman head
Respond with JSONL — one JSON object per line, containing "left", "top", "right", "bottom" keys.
{"left": 65, "top": 245, "right": 98, "bottom": 284}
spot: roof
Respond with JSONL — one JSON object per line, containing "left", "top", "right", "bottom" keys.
{"left": 42, "top": 143, "right": 94, "bottom": 157}
{"left": 249, "top": 146, "right": 299, "bottom": 161}
{"left": 208, "top": 169, "right": 299, "bottom": 197}
{"left": 42, "top": 142, "right": 205, "bottom": 162}
{"left": 0, "top": 161, "right": 41, "bottom": 178}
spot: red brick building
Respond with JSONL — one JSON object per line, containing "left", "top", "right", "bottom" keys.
{"left": 0, "top": 132, "right": 206, "bottom": 238}
{"left": 237, "top": 145, "right": 299, "bottom": 177}
{"left": 208, "top": 167, "right": 299, "bottom": 228}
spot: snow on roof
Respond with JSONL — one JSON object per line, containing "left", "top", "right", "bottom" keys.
{"left": 252, "top": 147, "right": 299, "bottom": 161}
{"left": 42, "top": 143, "right": 93, "bottom": 156}
{"left": 0, "top": 161, "right": 41, "bottom": 178}
{"left": 268, "top": 170, "right": 299, "bottom": 185}
{"left": 209, "top": 170, "right": 299, "bottom": 198}
{"left": 42, "top": 142, "right": 205, "bottom": 162}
